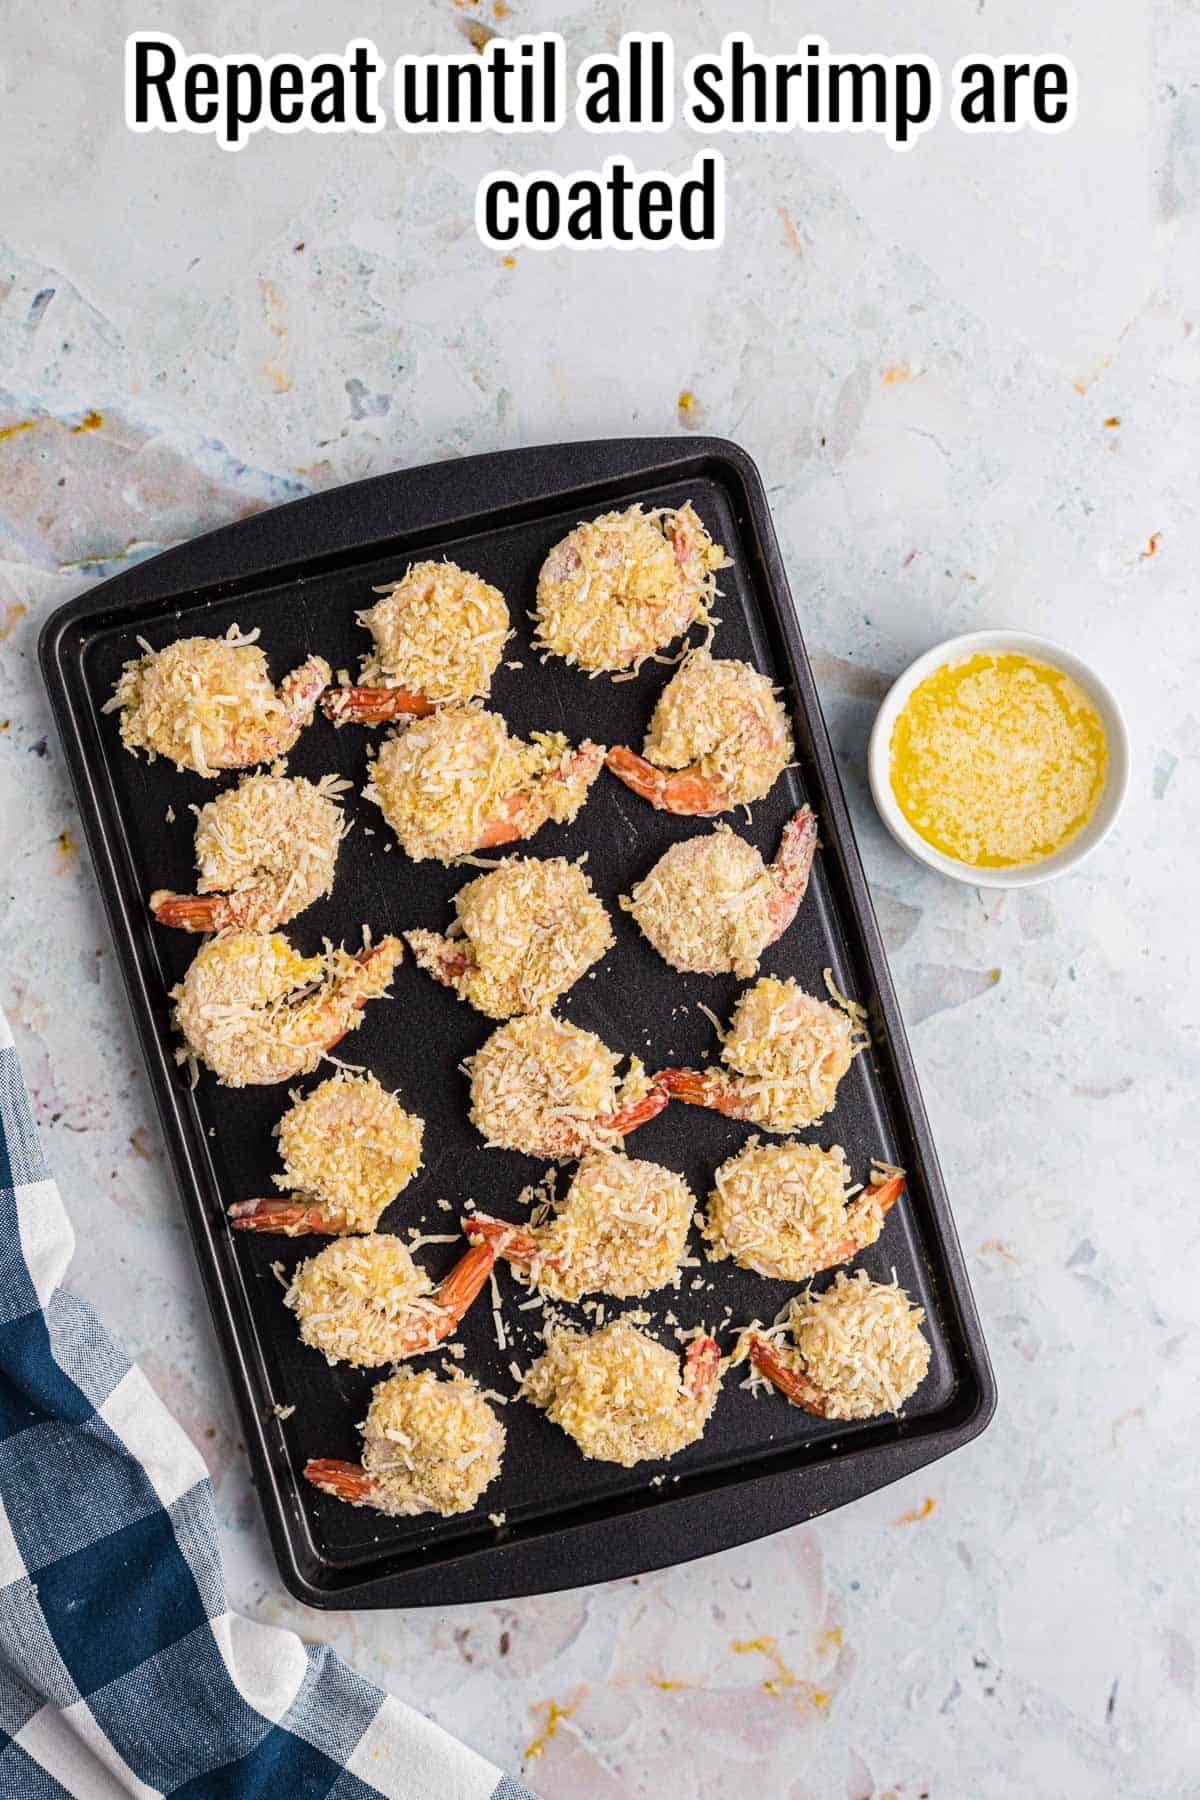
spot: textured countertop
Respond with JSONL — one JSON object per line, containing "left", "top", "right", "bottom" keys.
{"left": 2, "top": 3, "right": 1197, "bottom": 1795}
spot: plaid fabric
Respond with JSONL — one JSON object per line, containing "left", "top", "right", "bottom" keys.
{"left": 0, "top": 1005, "right": 537, "bottom": 1800}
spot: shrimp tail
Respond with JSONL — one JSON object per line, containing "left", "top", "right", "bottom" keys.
{"left": 765, "top": 805, "right": 819, "bottom": 944}
{"left": 683, "top": 1334, "right": 721, "bottom": 1409}
{"left": 463, "top": 1213, "right": 541, "bottom": 1268}
{"left": 406, "top": 928, "right": 470, "bottom": 994}
{"left": 655, "top": 1068, "right": 752, "bottom": 1120}
{"left": 228, "top": 1196, "right": 351, "bottom": 1236}
{"left": 604, "top": 746, "right": 725, "bottom": 817}
{"left": 151, "top": 890, "right": 234, "bottom": 933}
{"left": 601, "top": 1083, "right": 670, "bottom": 1137}
{"left": 745, "top": 1333, "right": 832, "bottom": 1416}
{"left": 394, "top": 1242, "right": 495, "bottom": 1356}
{"left": 322, "top": 685, "right": 436, "bottom": 726}
{"left": 304, "top": 1458, "right": 385, "bottom": 1507}
{"left": 475, "top": 741, "right": 605, "bottom": 851}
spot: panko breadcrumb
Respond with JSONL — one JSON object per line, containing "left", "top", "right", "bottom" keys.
{"left": 522, "top": 1319, "right": 719, "bottom": 1466}
{"left": 407, "top": 856, "right": 613, "bottom": 1018}
{"left": 742, "top": 1271, "right": 931, "bottom": 1419}
{"left": 355, "top": 560, "right": 511, "bottom": 703}
{"left": 360, "top": 1369, "right": 505, "bottom": 1515}
{"left": 640, "top": 647, "right": 793, "bottom": 808}
{"left": 103, "top": 626, "right": 328, "bottom": 776}
{"left": 474, "top": 1150, "right": 695, "bottom": 1300}
{"left": 465, "top": 1014, "right": 656, "bottom": 1160}
{"left": 273, "top": 1072, "right": 424, "bottom": 1233}
{"left": 534, "top": 502, "right": 727, "bottom": 674}
{"left": 704, "top": 1139, "right": 888, "bottom": 1281}
{"left": 172, "top": 930, "right": 401, "bottom": 1087}
{"left": 364, "top": 705, "right": 602, "bottom": 864}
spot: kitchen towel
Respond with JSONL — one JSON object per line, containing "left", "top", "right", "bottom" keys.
{"left": 0, "top": 1003, "right": 537, "bottom": 1800}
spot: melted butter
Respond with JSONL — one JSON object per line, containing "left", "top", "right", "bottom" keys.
{"left": 889, "top": 651, "right": 1108, "bottom": 868}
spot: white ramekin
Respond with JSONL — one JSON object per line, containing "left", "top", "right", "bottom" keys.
{"left": 866, "top": 629, "right": 1130, "bottom": 889}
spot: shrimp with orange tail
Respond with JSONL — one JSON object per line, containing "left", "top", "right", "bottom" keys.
{"left": 364, "top": 704, "right": 603, "bottom": 865}
{"left": 305, "top": 1367, "right": 505, "bottom": 1517}
{"left": 150, "top": 772, "right": 348, "bottom": 934}
{"left": 465, "top": 1148, "right": 695, "bottom": 1300}
{"left": 322, "top": 559, "right": 511, "bottom": 725}
{"left": 704, "top": 1139, "right": 903, "bottom": 1281}
{"left": 657, "top": 972, "right": 868, "bottom": 1134}
{"left": 465, "top": 1013, "right": 668, "bottom": 1160}
{"left": 606, "top": 647, "right": 794, "bottom": 814}
{"left": 736, "top": 1271, "right": 931, "bottom": 1420}
{"left": 228, "top": 1072, "right": 424, "bottom": 1236}
{"left": 406, "top": 855, "right": 613, "bottom": 1019}
{"left": 621, "top": 807, "right": 817, "bottom": 979}
{"left": 171, "top": 930, "right": 402, "bottom": 1087}
{"left": 285, "top": 1233, "right": 494, "bottom": 1367}
{"left": 522, "top": 1319, "right": 722, "bottom": 1466}
{"left": 103, "top": 625, "right": 329, "bottom": 776}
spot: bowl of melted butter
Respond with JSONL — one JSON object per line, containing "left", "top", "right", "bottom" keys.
{"left": 867, "top": 630, "right": 1129, "bottom": 887}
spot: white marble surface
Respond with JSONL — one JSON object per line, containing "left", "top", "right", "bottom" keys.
{"left": 2, "top": 2, "right": 1198, "bottom": 1794}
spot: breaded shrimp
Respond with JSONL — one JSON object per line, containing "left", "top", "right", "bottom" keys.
{"left": 606, "top": 647, "right": 794, "bottom": 814}
{"left": 229, "top": 1071, "right": 424, "bottom": 1235}
{"left": 465, "top": 1013, "right": 667, "bottom": 1160}
{"left": 172, "top": 931, "right": 401, "bottom": 1087}
{"left": 323, "top": 559, "right": 511, "bottom": 724}
{"left": 407, "top": 856, "right": 613, "bottom": 1019}
{"left": 306, "top": 1368, "right": 505, "bottom": 1517}
{"left": 104, "top": 625, "right": 328, "bottom": 776}
{"left": 534, "top": 502, "right": 727, "bottom": 675}
{"left": 465, "top": 1148, "right": 695, "bottom": 1301}
{"left": 522, "top": 1319, "right": 721, "bottom": 1466}
{"left": 704, "top": 1140, "right": 904, "bottom": 1281}
{"left": 658, "top": 974, "right": 867, "bottom": 1133}
{"left": 151, "top": 772, "right": 348, "bottom": 933}
{"left": 737, "top": 1271, "right": 931, "bottom": 1420}
{"left": 285, "top": 1233, "right": 494, "bottom": 1366}
{"left": 621, "top": 808, "right": 817, "bottom": 978}
{"left": 364, "top": 705, "right": 603, "bottom": 864}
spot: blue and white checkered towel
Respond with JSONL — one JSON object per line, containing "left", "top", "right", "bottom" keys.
{"left": 0, "top": 1004, "right": 537, "bottom": 1800}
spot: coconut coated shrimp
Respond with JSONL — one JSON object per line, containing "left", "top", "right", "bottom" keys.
{"left": 172, "top": 930, "right": 402, "bottom": 1087}
{"left": 364, "top": 704, "right": 604, "bottom": 864}
{"left": 657, "top": 974, "right": 867, "bottom": 1133}
{"left": 465, "top": 1013, "right": 668, "bottom": 1160}
{"left": 704, "top": 1140, "right": 903, "bottom": 1282}
{"left": 606, "top": 647, "right": 794, "bottom": 814}
{"left": 322, "top": 560, "right": 511, "bottom": 725}
{"left": 305, "top": 1368, "right": 505, "bottom": 1517}
{"left": 465, "top": 1148, "right": 695, "bottom": 1301}
{"left": 229, "top": 1071, "right": 424, "bottom": 1235}
{"left": 534, "top": 502, "right": 727, "bottom": 675}
{"left": 522, "top": 1319, "right": 721, "bottom": 1467}
{"left": 621, "top": 808, "right": 817, "bottom": 979}
{"left": 285, "top": 1233, "right": 494, "bottom": 1366}
{"left": 150, "top": 772, "right": 348, "bottom": 934}
{"left": 104, "top": 626, "right": 328, "bottom": 776}
{"left": 407, "top": 856, "right": 613, "bottom": 1019}
{"left": 737, "top": 1271, "right": 931, "bottom": 1420}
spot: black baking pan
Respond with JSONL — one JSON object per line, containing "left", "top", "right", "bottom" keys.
{"left": 39, "top": 437, "right": 995, "bottom": 1607}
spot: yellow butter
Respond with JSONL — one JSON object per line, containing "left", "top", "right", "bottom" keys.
{"left": 889, "top": 651, "right": 1107, "bottom": 868}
